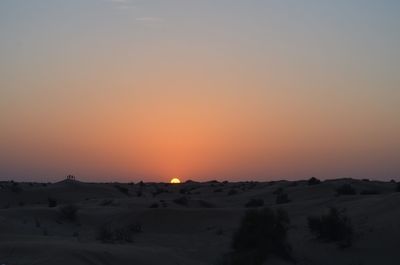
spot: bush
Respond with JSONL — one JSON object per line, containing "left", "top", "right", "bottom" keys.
{"left": 227, "top": 189, "right": 238, "bottom": 196}
{"left": 149, "top": 203, "right": 159, "bottom": 208}
{"left": 360, "top": 189, "right": 380, "bottom": 195}
{"left": 97, "top": 223, "right": 141, "bottom": 243}
{"left": 273, "top": 187, "right": 284, "bottom": 195}
{"left": 308, "top": 207, "right": 353, "bottom": 247}
{"left": 10, "top": 182, "right": 22, "bottom": 193}
{"left": 198, "top": 200, "right": 215, "bottom": 208}
{"left": 221, "top": 207, "right": 292, "bottom": 265}
{"left": 115, "top": 185, "right": 129, "bottom": 195}
{"left": 173, "top": 196, "right": 188, "bottom": 206}
{"left": 245, "top": 198, "right": 264, "bottom": 208}
{"left": 336, "top": 184, "right": 356, "bottom": 195}
{"left": 308, "top": 177, "right": 321, "bottom": 185}
{"left": 276, "top": 193, "right": 291, "bottom": 204}
{"left": 48, "top": 197, "right": 57, "bottom": 208}
{"left": 59, "top": 204, "right": 78, "bottom": 222}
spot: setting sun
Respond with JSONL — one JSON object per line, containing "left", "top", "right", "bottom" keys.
{"left": 170, "top": 178, "right": 181, "bottom": 184}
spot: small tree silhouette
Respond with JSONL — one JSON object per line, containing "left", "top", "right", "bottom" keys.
{"left": 308, "top": 207, "right": 353, "bottom": 248}
{"left": 308, "top": 177, "right": 321, "bottom": 185}
{"left": 221, "top": 207, "right": 293, "bottom": 265}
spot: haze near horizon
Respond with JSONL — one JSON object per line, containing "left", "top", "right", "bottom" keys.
{"left": 1, "top": 0, "right": 399, "bottom": 182}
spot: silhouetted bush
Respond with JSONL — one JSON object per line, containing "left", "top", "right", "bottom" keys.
{"left": 173, "top": 196, "right": 188, "bottom": 206}
{"left": 221, "top": 207, "right": 292, "bottom": 265}
{"left": 308, "top": 177, "right": 321, "bottom": 185}
{"left": 227, "top": 189, "right": 238, "bottom": 196}
{"left": 97, "top": 222, "right": 142, "bottom": 243}
{"left": 48, "top": 197, "right": 57, "bottom": 208}
{"left": 179, "top": 188, "right": 189, "bottom": 194}
{"left": 360, "top": 189, "right": 380, "bottom": 195}
{"left": 10, "top": 182, "right": 22, "bottom": 193}
{"left": 114, "top": 185, "right": 129, "bottom": 195}
{"left": 245, "top": 198, "right": 264, "bottom": 208}
{"left": 199, "top": 200, "right": 215, "bottom": 208}
{"left": 153, "top": 187, "right": 168, "bottom": 196}
{"left": 276, "top": 193, "right": 291, "bottom": 204}
{"left": 99, "top": 199, "right": 114, "bottom": 206}
{"left": 59, "top": 204, "right": 78, "bottom": 222}
{"left": 149, "top": 203, "right": 159, "bottom": 208}
{"left": 273, "top": 187, "right": 284, "bottom": 195}
{"left": 308, "top": 207, "right": 353, "bottom": 248}
{"left": 336, "top": 184, "right": 356, "bottom": 195}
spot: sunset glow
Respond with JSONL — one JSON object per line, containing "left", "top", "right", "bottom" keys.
{"left": 0, "top": 1, "right": 399, "bottom": 182}
{"left": 170, "top": 178, "right": 181, "bottom": 184}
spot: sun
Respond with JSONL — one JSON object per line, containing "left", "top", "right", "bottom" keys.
{"left": 170, "top": 177, "right": 181, "bottom": 184}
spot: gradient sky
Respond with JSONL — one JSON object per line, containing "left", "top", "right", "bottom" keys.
{"left": 1, "top": 0, "right": 399, "bottom": 182}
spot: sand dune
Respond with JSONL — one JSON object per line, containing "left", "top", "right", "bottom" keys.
{"left": 1, "top": 178, "right": 400, "bottom": 264}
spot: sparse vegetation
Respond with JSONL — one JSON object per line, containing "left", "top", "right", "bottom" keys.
{"left": 308, "top": 207, "right": 353, "bottom": 248}
{"left": 227, "top": 189, "right": 238, "bottom": 196}
{"left": 97, "top": 222, "right": 142, "bottom": 243}
{"left": 308, "top": 177, "right": 321, "bottom": 185}
{"left": 199, "top": 200, "right": 215, "bottom": 208}
{"left": 360, "top": 189, "right": 380, "bottom": 195}
{"left": 173, "top": 196, "right": 189, "bottom": 206}
{"left": 276, "top": 193, "right": 291, "bottom": 204}
{"left": 221, "top": 207, "right": 292, "bottom": 265}
{"left": 245, "top": 198, "right": 264, "bottom": 208}
{"left": 114, "top": 185, "right": 129, "bottom": 195}
{"left": 149, "top": 202, "right": 159, "bottom": 208}
{"left": 59, "top": 204, "right": 79, "bottom": 222}
{"left": 336, "top": 184, "right": 356, "bottom": 195}
{"left": 48, "top": 197, "right": 57, "bottom": 208}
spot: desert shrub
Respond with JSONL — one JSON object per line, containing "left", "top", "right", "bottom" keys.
{"left": 221, "top": 207, "right": 292, "bottom": 265}
{"left": 360, "top": 189, "right": 380, "bottom": 195}
{"left": 97, "top": 222, "right": 141, "bottom": 243}
{"left": 179, "top": 188, "right": 189, "bottom": 194}
{"left": 99, "top": 199, "right": 114, "bottom": 206}
{"left": 173, "top": 196, "right": 188, "bottom": 206}
{"left": 114, "top": 227, "right": 133, "bottom": 242}
{"left": 308, "top": 177, "right": 321, "bottom": 185}
{"left": 199, "top": 200, "right": 215, "bottom": 208}
{"left": 245, "top": 198, "right": 264, "bottom": 208}
{"left": 307, "top": 207, "right": 353, "bottom": 247}
{"left": 114, "top": 185, "right": 129, "bottom": 195}
{"left": 10, "top": 182, "right": 22, "bottom": 193}
{"left": 59, "top": 204, "right": 78, "bottom": 222}
{"left": 276, "top": 193, "right": 291, "bottom": 204}
{"left": 97, "top": 224, "right": 115, "bottom": 243}
{"left": 227, "top": 189, "right": 238, "bottom": 196}
{"left": 48, "top": 197, "right": 57, "bottom": 208}
{"left": 336, "top": 184, "right": 356, "bottom": 195}
{"left": 153, "top": 188, "right": 168, "bottom": 196}
{"left": 273, "top": 187, "right": 284, "bottom": 195}
{"left": 149, "top": 203, "right": 159, "bottom": 208}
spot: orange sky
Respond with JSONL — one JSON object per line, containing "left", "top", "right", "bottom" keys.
{"left": 1, "top": 1, "right": 400, "bottom": 182}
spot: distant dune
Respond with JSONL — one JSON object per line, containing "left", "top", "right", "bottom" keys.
{"left": 1, "top": 178, "right": 400, "bottom": 265}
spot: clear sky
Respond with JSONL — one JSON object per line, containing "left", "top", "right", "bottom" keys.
{"left": 1, "top": 0, "right": 399, "bottom": 182}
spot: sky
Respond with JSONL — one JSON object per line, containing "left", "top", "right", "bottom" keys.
{"left": 1, "top": 0, "right": 399, "bottom": 182}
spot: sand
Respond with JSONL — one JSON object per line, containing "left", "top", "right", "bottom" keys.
{"left": 0, "top": 178, "right": 399, "bottom": 265}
